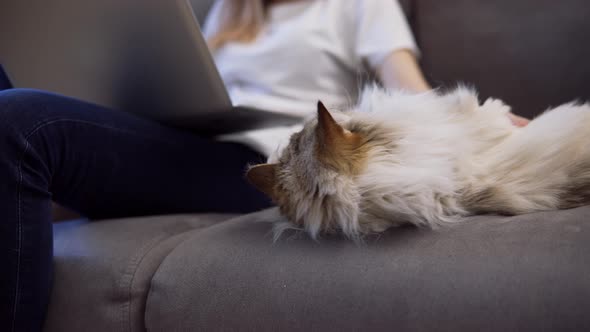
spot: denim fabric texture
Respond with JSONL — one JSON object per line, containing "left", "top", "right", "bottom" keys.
{"left": 0, "top": 78, "right": 272, "bottom": 331}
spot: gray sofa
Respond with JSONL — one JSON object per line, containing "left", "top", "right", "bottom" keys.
{"left": 45, "top": 1, "right": 590, "bottom": 331}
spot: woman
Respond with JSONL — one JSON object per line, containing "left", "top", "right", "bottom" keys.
{"left": 204, "top": 0, "right": 527, "bottom": 156}
{"left": 203, "top": 0, "right": 433, "bottom": 157}
{"left": 0, "top": 0, "right": 527, "bottom": 330}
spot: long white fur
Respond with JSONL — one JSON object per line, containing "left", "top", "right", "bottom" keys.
{"left": 353, "top": 87, "right": 513, "bottom": 230}
{"left": 268, "top": 86, "right": 590, "bottom": 239}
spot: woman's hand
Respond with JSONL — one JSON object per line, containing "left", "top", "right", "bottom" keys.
{"left": 507, "top": 112, "right": 530, "bottom": 127}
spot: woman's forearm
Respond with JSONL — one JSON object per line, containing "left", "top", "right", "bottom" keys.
{"left": 377, "top": 49, "right": 431, "bottom": 93}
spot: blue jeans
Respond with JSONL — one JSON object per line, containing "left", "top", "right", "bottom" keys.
{"left": 0, "top": 87, "right": 272, "bottom": 331}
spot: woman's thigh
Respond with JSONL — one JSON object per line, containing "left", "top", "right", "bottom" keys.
{"left": 0, "top": 88, "right": 273, "bottom": 218}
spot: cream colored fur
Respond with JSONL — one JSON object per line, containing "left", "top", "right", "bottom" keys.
{"left": 253, "top": 87, "right": 590, "bottom": 240}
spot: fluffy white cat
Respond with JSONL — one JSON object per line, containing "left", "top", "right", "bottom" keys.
{"left": 246, "top": 87, "right": 590, "bottom": 240}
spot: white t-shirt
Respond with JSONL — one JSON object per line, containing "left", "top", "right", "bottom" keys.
{"left": 203, "top": 0, "right": 418, "bottom": 157}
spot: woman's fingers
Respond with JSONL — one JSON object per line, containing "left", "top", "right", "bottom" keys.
{"left": 507, "top": 112, "right": 530, "bottom": 127}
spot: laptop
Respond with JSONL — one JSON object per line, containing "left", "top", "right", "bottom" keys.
{"left": 0, "top": 0, "right": 302, "bottom": 136}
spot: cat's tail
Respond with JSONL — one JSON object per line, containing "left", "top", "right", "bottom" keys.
{"left": 464, "top": 102, "right": 590, "bottom": 214}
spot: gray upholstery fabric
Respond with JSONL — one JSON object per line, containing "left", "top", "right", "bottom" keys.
{"left": 45, "top": 214, "right": 234, "bottom": 332}
{"left": 146, "top": 207, "right": 590, "bottom": 332}
{"left": 413, "top": 0, "right": 590, "bottom": 119}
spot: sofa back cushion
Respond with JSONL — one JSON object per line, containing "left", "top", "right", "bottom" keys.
{"left": 407, "top": 0, "right": 590, "bottom": 118}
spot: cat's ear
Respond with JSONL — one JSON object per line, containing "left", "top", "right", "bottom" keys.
{"left": 316, "top": 101, "right": 364, "bottom": 173}
{"left": 317, "top": 101, "right": 346, "bottom": 144}
{"left": 246, "top": 163, "right": 277, "bottom": 199}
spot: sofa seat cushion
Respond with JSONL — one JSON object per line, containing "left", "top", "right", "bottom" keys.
{"left": 45, "top": 213, "right": 235, "bottom": 332}
{"left": 146, "top": 206, "right": 590, "bottom": 332}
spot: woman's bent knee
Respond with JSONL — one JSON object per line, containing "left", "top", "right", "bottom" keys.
{"left": 0, "top": 88, "right": 67, "bottom": 134}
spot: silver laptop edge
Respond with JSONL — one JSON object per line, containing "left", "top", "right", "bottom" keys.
{"left": 0, "top": 0, "right": 301, "bottom": 135}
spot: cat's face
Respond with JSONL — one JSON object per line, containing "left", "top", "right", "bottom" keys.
{"left": 246, "top": 102, "right": 371, "bottom": 239}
